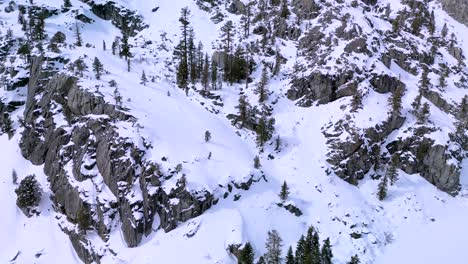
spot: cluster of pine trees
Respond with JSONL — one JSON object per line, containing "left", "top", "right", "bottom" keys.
{"left": 237, "top": 226, "right": 360, "bottom": 264}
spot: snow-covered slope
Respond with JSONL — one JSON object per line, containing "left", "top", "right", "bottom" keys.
{"left": 0, "top": 0, "right": 467, "bottom": 263}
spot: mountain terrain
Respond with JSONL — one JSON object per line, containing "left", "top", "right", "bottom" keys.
{"left": 0, "top": 0, "right": 468, "bottom": 263}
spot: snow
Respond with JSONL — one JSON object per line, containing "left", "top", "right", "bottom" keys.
{"left": 1, "top": 0, "right": 468, "bottom": 263}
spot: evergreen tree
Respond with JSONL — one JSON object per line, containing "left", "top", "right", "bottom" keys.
{"left": 12, "top": 169, "right": 18, "bottom": 185}
{"left": 286, "top": 246, "right": 295, "bottom": 264}
{"left": 417, "top": 102, "right": 430, "bottom": 124}
{"left": 254, "top": 155, "right": 261, "bottom": 169}
{"left": 419, "top": 67, "right": 430, "bottom": 93}
{"left": 377, "top": 174, "right": 388, "bottom": 200}
{"left": 205, "top": 130, "right": 212, "bottom": 142}
{"left": 256, "top": 117, "right": 269, "bottom": 147}
{"left": 411, "top": 92, "right": 422, "bottom": 115}
{"left": 140, "top": 70, "right": 148, "bottom": 86}
{"left": 265, "top": 229, "right": 283, "bottom": 264}
{"left": 201, "top": 53, "right": 210, "bottom": 90}
{"left": 348, "top": 255, "right": 360, "bottom": 264}
{"left": 257, "top": 256, "right": 266, "bottom": 264}
{"left": 92, "top": 57, "right": 104, "bottom": 80}
{"left": 280, "top": 0, "right": 291, "bottom": 18}
{"left": 103, "top": 40, "right": 106, "bottom": 51}
{"left": 112, "top": 38, "right": 118, "bottom": 55}
{"left": 33, "top": 12, "right": 46, "bottom": 41}
{"left": 76, "top": 205, "right": 90, "bottom": 231}
{"left": 321, "top": 238, "right": 333, "bottom": 264}
{"left": 176, "top": 7, "right": 191, "bottom": 91}
{"left": 389, "top": 87, "right": 404, "bottom": 117}
{"left": 237, "top": 94, "right": 251, "bottom": 128}
{"left": 310, "top": 231, "right": 321, "bottom": 264}
{"left": 428, "top": 10, "right": 435, "bottom": 35}
{"left": 238, "top": 242, "right": 255, "bottom": 264}
{"left": 74, "top": 23, "right": 82, "bottom": 47}
{"left": 74, "top": 57, "right": 87, "bottom": 77}
{"left": 295, "top": 235, "right": 306, "bottom": 264}
{"left": 256, "top": 67, "right": 269, "bottom": 103}
{"left": 279, "top": 181, "right": 290, "bottom": 202}
{"left": 220, "top": 20, "right": 235, "bottom": 53}
{"left": 439, "top": 66, "right": 447, "bottom": 88}
{"left": 15, "top": 175, "right": 42, "bottom": 209}
{"left": 120, "top": 34, "right": 131, "bottom": 60}
{"left": 386, "top": 154, "right": 399, "bottom": 185}
{"left": 273, "top": 50, "right": 282, "bottom": 77}
{"left": 63, "top": 0, "right": 72, "bottom": 8}
{"left": 350, "top": 85, "right": 362, "bottom": 113}
{"left": 188, "top": 27, "right": 197, "bottom": 83}
{"left": 211, "top": 60, "right": 218, "bottom": 90}
{"left": 240, "top": 3, "right": 252, "bottom": 38}
{"left": 441, "top": 23, "right": 448, "bottom": 39}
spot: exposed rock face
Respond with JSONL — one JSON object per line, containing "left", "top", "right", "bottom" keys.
{"left": 20, "top": 56, "right": 217, "bottom": 262}
{"left": 439, "top": 0, "right": 468, "bottom": 27}
{"left": 287, "top": 72, "right": 355, "bottom": 106}
{"left": 325, "top": 115, "right": 406, "bottom": 184}
{"left": 387, "top": 135, "right": 462, "bottom": 194}
{"left": 79, "top": 0, "right": 148, "bottom": 36}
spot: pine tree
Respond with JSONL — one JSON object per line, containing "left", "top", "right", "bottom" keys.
{"left": 428, "top": 10, "right": 435, "bottom": 35}
{"left": 387, "top": 155, "right": 399, "bottom": 185}
{"left": 389, "top": 87, "right": 404, "bottom": 117}
{"left": 140, "top": 70, "right": 148, "bottom": 86}
{"left": 103, "top": 40, "right": 106, "bottom": 51}
{"left": 175, "top": 7, "right": 191, "bottom": 90}
{"left": 286, "top": 246, "right": 295, "bottom": 264}
{"left": 63, "top": 0, "right": 72, "bottom": 8}
{"left": 377, "top": 174, "right": 388, "bottom": 200}
{"left": 417, "top": 102, "right": 430, "bottom": 124}
{"left": 76, "top": 205, "right": 90, "bottom": 232}
{"left": 254, "top": 155, "right": 261, "bottom": 169}
{"left": 310, "top": 231, "right": 321, "bottom": 264}
{"left": 15, "top": 175, "right": 42, "bottom": 209}
{"left": 279, "top": 181, "right": 290, "bottom": 202}
{"left": 275, "top": 136, "right": 281, "bottom": 151}
{"left": 74, "top": 57, "right": 87, "bottom": 77}
{"left": 74, "top": 23, "right": 82, "bottom": 47}
{"left": 273, "top": 50, "right": 282, "bottom": 76}
{"left": 348, "top": 255, "right": 360, "bottom": 264}
{"left": 257, "top": 256, "right": 266, "bottom": 264}
{"left": 188, "top": 28, "right": 197, "bottom": 83}
{"left": 112, "top": 38, "right": 118, "bottom": 55}
{"left": 205, "top": 130, "right": 211, "bottom": 142}
{"left": 211, "top": 60, "right": 218, "bottom": 90}
{"left": 350, "top": 85, "right": 362, "bottom": 113}
{"left": 120, "top": 34, "right": 131, "bottom": 60}
{"left": 321, "top": 238, "right": 333, "bottom": 264}
{"left": 237, "top": 94, "right": 251, "bottom": 128}
{"left": 411, "top": 93, "right": 422, "bottom": 115}
{"left": 265, "top": 229, "right": 283, "bottom": 264}
{"left": 256, "top": 116, "right": 268, "bottom": 147}
{"left": 295, "top": 235, "right": 306, "bottom": 264}
{"left": 441, "top": 23, "right": 448, "bottom": 39}
{"left": 419, "top": 67, "right": 430, "bottom": 93}
{"left": 201, "top": 53, "right": 210, "bottom": 90}
{"left": 92, "top": 57, "right": 104, "bottom": 80}
{"left": 220, "top": 20, "right": 235, "bottom": 53}
{"left": 280, "top": 0, "right": 291, "bottom": 18}
{"left": 439, "top": 68, "right": 447, "bottom": 88}
{"left": 12, "top": 169, "right": 18, "bottom": 185}
{"left": 238, "top": 242, "right": 255, "bottom": 264}
{"left": 256, "top": 67, "right": 269, "bottom": 103}
{"left": 240, "top": 3, "right": 252, "bottom": 38}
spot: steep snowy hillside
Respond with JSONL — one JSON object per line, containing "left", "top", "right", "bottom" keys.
{"left": 0, "top": 0, "right": 467, "bottom": 263}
